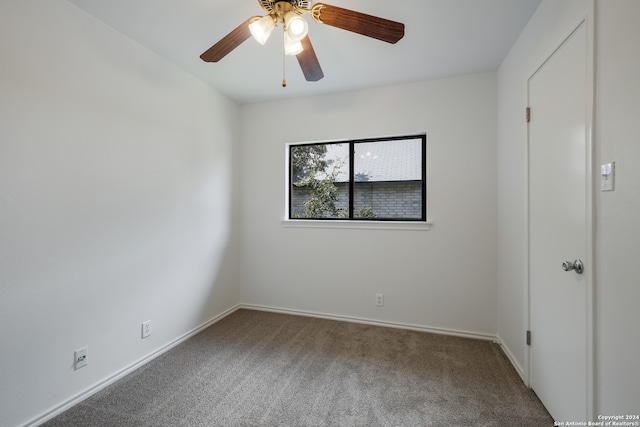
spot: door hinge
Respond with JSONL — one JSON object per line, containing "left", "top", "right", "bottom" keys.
{"left": 526, "top": 330, "right": 532, "bottom": 346}
{"left": 526, "top": 107, "right": 531, "bottom": 123}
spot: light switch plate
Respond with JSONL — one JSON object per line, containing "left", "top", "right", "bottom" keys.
{"left": 601, "top": 162, "right": 615, "bottom": 192}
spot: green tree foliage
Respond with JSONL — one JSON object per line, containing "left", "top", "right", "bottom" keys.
{"left": 292, "top": 144, "right": 342, "bottom": 218}
{"left": 291, "top": 144, "right": 328, "bottom": 182}
{"left": 294, "top": 168, "right": 343, "bottom": 218}
{"left": 292, "top": 144, "right": 377, "bottom": 219}
{"left": 355, "top": 206, "right": 377, "bottom": 218}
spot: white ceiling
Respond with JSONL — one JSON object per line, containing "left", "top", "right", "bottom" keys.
{"left": 66, "top": 0, "right": 541, "bottom": 104}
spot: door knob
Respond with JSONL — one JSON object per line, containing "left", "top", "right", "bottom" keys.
{"left": 562, "top": 259, "right": 584, "bottom": 274}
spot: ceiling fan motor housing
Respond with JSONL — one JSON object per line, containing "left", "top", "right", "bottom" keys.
{"left": 258, "top": 0, "right": 312, "bottom": 14}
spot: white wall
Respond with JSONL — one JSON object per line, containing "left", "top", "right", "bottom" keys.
{"left": 594, "top": 0, "right": 640, "bottom": 414}
{"left": 497, "top": 0, "right": 640, "bottom": 416}
{"left": 239, "top": 73, "right": 498, "bottom": 337}
{"left": 0, "top": 1, "right": 241, "bottom": 426}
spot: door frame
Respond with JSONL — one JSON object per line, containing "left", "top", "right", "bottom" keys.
{"left": 523, "top": 9, "right": 596, "bottom": 421}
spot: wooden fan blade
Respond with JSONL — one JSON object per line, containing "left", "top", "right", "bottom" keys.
{"left": 200, "top": 17, "right": 259, "bottom": 62}
{"left": 314, "top": 4, "right": 404, "bottom": 44}
{"left": 296, "top": 36, "right": 324, "bottom": 82}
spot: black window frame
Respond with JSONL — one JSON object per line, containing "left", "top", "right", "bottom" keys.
{"left": 288, "top": 133, "right": 427, "bottom": 222}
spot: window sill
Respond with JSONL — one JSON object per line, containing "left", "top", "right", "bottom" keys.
{"left": 281, "top": 220, "right": 431, "bottom": 231}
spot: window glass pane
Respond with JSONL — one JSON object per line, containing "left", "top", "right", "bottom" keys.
{"left": 290, "top": 143, "right": 350, "bottom": 219}
{"left": 353, "top": 138, "right": 423, "bottom": 219}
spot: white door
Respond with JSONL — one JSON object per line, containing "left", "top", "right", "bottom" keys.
{"left": 528, "top": 21, "right": 591, "bottom": 422}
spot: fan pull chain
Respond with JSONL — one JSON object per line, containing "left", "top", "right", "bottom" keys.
{"left": 282, "top": 29, "right": 287, "bottom": 88}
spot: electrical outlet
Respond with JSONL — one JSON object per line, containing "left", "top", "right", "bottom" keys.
{"left": 142, "top": 320, "right": 152, "bottom": 339}
{"left": 376, "top": 293, "right": 384, "bottom": 307}
{"left": 74, "top": 347, "right": 88, "bottom": 370}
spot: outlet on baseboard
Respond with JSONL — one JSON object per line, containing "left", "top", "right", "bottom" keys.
{"left": 74, "top": 347, "right": 88, "bottom": 370}
{"left": 376, "top": 293, "right": 384, "bottom": 307}
{"left": 142, "top": 320, "right": 152, "bottom": 339}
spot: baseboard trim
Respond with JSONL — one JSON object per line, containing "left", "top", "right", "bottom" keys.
{"left": 24, "top": 304, "right": 241, "bottom": 427}
{"left": 239, "top": 304, "right": 497, "bottom": 342}
{"left": 494, "top": 335, "right": 525, "bottom": 381}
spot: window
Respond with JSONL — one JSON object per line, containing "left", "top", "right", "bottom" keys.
{"left": 288, "top": 134, "right": 426, "bottom": 221}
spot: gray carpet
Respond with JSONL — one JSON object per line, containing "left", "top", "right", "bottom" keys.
{"left": 43, "top": 309, "right": 553, "bottom": 426}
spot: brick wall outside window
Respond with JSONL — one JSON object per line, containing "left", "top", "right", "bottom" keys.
{"left": 291, "top": 181, "right": 422, "bottom": 219}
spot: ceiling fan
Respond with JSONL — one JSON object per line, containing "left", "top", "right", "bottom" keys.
{"left": 200, "top": 0, "right": 405, "bottom": 85}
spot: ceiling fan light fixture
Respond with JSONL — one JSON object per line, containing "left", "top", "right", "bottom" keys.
{"left": 283, "top": 32, "right": 303, "bottom": 55}
{"left": 284, "top": 11, "right": 308, "bottom": 42}
{"left": 249, "top": 15, "right": 276, "bottom": 45}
